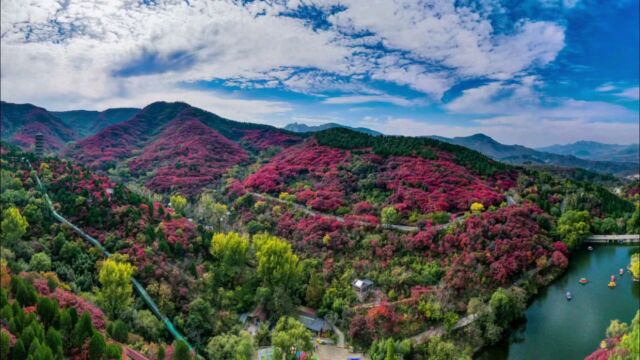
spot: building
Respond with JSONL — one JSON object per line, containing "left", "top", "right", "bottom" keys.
{"left": 352, "top": 279, "right": 374, "bottom": 292}
{"left": 296, "top": 306, "right": 332, "bottom": 337}
{"left": 239, "top": 306, "right": 267, "bottom": 335}
{"left": 34, "top": 133, "right": 44, "bottom": 158}
{"left": 352, "top": 279, "right": 374, "bottom": 301}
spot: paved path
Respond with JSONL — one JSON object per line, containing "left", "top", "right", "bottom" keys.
{"left": 249, "top": 192, "right": 421, "bottom": 232}
{"left": 409, "top": 313, "right": 478, "bottom": 345}
{"left": 328, "top": 321, "right": 346, "bottom": 348}
{"left": 125, "top": 347, "right": 151, "bottom": 360}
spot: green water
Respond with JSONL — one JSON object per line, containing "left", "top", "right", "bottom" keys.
{"left": 478, "top": 245, "right": 640, "bottom": 360}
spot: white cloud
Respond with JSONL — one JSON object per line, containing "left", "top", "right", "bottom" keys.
{"left": 328, "top": 0, "right": 564, "bottom": 81}
{"left": 595, "top": 84, "right": 639, "bottom": 100}
{"left": 445, "top": 76, "right": 542, "bottom": 114}
{"left": 1, "top": 0, "right": 567, "bottom": 107}
{"left": 323, "top": 94, "right": 420, "bottom": 106}
{"left": 616, "top": 87, "right": 640, "bottom": 100}
{"left": 596, "top": 83, "right": 617, "bottom": 92}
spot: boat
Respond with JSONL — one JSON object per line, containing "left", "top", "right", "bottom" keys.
{"left": 588, "top": 246, "right": 593, "bottom": 251}
{"left": 619, "top": 268, "right": 624, "bottom": 276}
{"left": 579, "top": 278, "right": 588, "bottom": 284}
{"left": 610, "top": 275, "right": 617, "bottom": 282}
{"left": 566, "top": 291, "right": 572, "bottom": 300}
{"left": 608, "top": 281, "right": 617, "bottom": 288}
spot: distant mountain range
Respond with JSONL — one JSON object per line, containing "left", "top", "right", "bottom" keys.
{"left": 53, "top": 108, "right": 140, "bottom": 137}
{"left": 537, "top": 141, "right": 638, "bottom": 164}
{"left": 284, "top": 122, "right": 382, "bottom": 136}
{"left": 1, "top": 100, "right": 637, "bottom": 178}
{"left": 432, "top": 134, "right": 638, "bottom": 177}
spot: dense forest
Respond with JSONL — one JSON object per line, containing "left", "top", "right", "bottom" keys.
{"left": 1, "top": 125, "right": 638, "bottom": 360}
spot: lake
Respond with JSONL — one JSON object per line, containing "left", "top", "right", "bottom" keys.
{"left": 478, "top": 244, "right": 640, "bottom": 360}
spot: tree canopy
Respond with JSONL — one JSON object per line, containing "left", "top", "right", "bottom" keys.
{"left": 97, "top": 255, "right": 135, "bottom": 318}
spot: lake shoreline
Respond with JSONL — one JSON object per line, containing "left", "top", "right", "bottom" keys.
{"left": 476, "top": 244, "right": 640, "bottom": 360}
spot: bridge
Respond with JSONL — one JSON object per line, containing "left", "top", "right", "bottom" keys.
{"left": 584, "top": 234, "right": 640, "bottom": 244}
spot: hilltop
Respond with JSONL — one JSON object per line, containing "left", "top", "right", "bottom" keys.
{"left": 284, "top": 122, "right": 382, "bottom": 136}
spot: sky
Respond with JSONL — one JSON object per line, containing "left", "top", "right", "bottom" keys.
{"left": 1, "top": 0, "right": 638, "bottom": 147}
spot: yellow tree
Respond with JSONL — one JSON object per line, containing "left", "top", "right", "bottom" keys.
{"left": 630, "top": 253, "right": 640, "bottom": 281}
{"left": 210, "top": 232, "right": 249, "bottom": 281}
{"left": 470, "top": 202, "right": 485, "bottom": 213}
{"left": 169, "top": 194, "right": 188, "bottom": 215}
{"left": 97, "top": 254, "right": 136, "bottom": 318}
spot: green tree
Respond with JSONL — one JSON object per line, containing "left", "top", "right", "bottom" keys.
{"left": 97, "top": 255, "right": 135, "bottom": 318}
{"left": 253, "top": 234, "right": 300, "bottom": 315}
{"left": 305, "top": 272, "right": 324, "bottom": 309}
{"left": 381, "top": 206, "right": 400, "bottom": 225}
{"left": 627, "top": 203, "right": 640, "bottom": 234}
{"left": 489, "top": 287, "right": 527, "bottom": 328}
{"left": 36, "top": 297, "right": 58, "bottom": 328}
{"left": 271, "top": 317, "right": 313, "bottom": 360}
{"left": 106, "top": 343, "right": 123, "bottom": 359}
{"left": 45, "top": 328, "right": 62, "bottom": 357}
{"left": 172, "top": 340, "right": 192, "bottom": 360}
{"left": 134, "top": 309, "right": 164, "bottom": 342}
{"left": 13, "top": 338, "right": 27, "bottom": 360}
{"left": 384, "top": 338, "right": 397, "bottom": 360}
{"left": 59, "top": 309, "right": 74, "bottom": 342}
{"left": 1, "top": 331, "right": 10, "bottom": 359}
{"left": 72, "top": 312, "right": 93, "bottom": 347}
{"left": 427, "top": 337, "right": 470, "bottom": 360}
{"left": 88, "top": 332, "right": 106, "bottom": 360}
{"left": 443, "top": 311, "right": 460, "bottom": 331}
{"left": 29, "top": 252, "right": 52, "bottom": 272}
{"left": 14, "top": 278, "right": 37, "bottom": 307}
{"left": 205, "top": 331, "right": 254, "bottom": 360}
{"left": 107, "top": 320, "right": 129, "bottom": 342}
{"left": 1, "top": 207, "right": 28, "bottom": 246}
{"left": 557, "top": 210, "right": 591, "bottom": 249}
{"left": 185, "top": 297, "right": 214, "bottom": 344}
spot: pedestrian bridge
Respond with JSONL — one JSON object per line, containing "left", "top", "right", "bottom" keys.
{"left": 585, "top": 234, "right": 640, "bottom": 244}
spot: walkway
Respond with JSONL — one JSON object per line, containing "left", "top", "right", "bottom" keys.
{"left": 25, "top": 159, "right": 197, "bottom": 354}
{"left": 585, "top": 234, "right": 640, "bottom": 244}
{"left": 249, "top": 192, "right": 421, "bottom": 232}
{"left": 409, "top": 314, "right": 478, "bottom": 345}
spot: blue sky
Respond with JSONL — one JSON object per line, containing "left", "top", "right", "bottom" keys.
{"left": 1, "top": 0, "right": 638, "bottom": 146}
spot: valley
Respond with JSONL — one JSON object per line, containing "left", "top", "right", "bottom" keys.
{"left": 1, "top": 101, "right": 638, "bottom": 360}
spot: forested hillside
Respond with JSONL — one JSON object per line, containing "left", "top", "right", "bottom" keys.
{"left": 2, "top": 114, "right": 637, "bottom": 359}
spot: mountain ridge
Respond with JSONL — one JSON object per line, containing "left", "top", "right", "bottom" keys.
{"left": 0, "top": 101, "right": 77, "bottom": 152}
{"left": 284, "top": 121, "right": 382, "bottom": 136}
{"left": 433, "top": 133, "right": 638, "bottom": 177}
{"left": 537, "top": 140, "right": 639, "bottom": 163}
{"left": 53, "top": 107, "right": 141, "bottom": 137}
